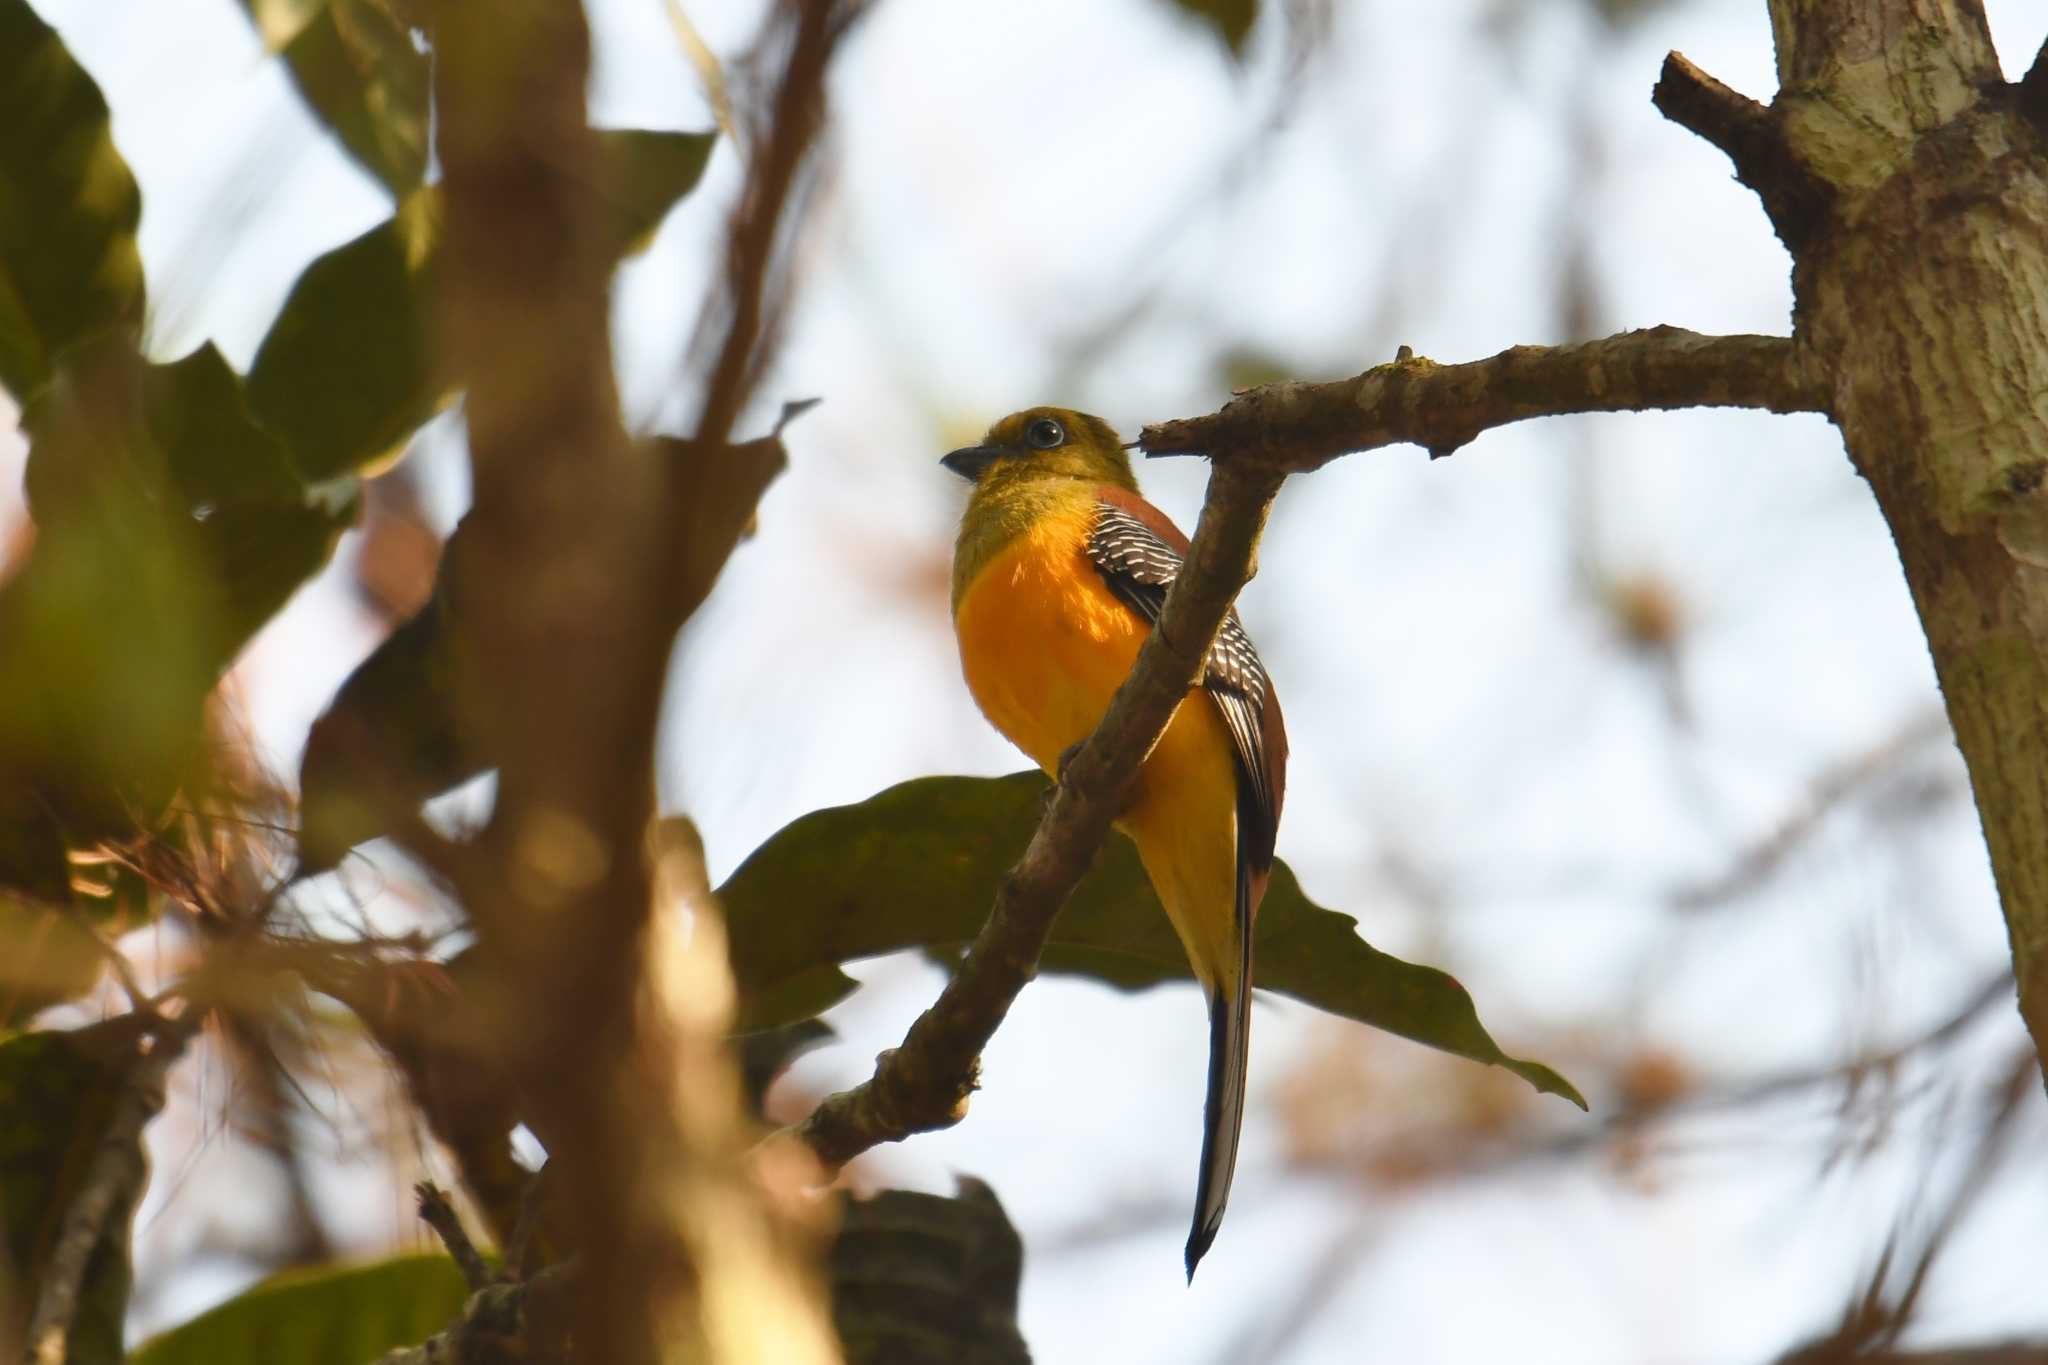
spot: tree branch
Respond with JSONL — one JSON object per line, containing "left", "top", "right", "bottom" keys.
{"left": 795, "top": 325, "right": 1818, "bottom": 1169}
{"left": 1140, "top": 326, "right": 1826, "bottom": 472}
{"left": 415, "top": 1182, "right": 493, "bottom": 1293}
{"left": 26, "top": 1018, "right": 193, "bottom": 1365}
{"left": 1653, "top": 52, "right": 1831, "bottom": 253}
{"left": 792, "top": 461, "right": 1285, "bottom": 1170}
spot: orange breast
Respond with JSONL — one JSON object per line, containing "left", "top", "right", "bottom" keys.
{"left": 952, "top": 502, "right": 1242, "bottom": 988}
{"left": 954, "top": 504, "right": 1147, "bottom": 771}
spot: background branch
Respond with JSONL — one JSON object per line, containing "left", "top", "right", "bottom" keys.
{"left": 1139, "top": 326, "right": 1826, "bottom": 472}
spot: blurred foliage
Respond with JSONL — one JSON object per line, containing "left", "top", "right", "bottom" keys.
{"left": 244, "top": 193, "right": 443, "bottom": 484}
{"left": 831, "top": 1179, "right": 1028, "bottom": 1365}
{"left": 0, "top": 0, "right": 710, "bottom": 909}
{"left": 592, "top": 128, "right": 718, "bottom": 259}
{"left": 1170, "top": 0, "right": 1258, "bottom": 55}
{"left": 719, "top": 772, "right": 1584, "bottom": 1108}
{"left": 236, "top": 0, "right": 430, "bottom": 198}
{"left": 126, "top": 1253, "right": 472, "bottom": 1365}
{"left": 0, "top": 0, "right": 143, "bottom": 401}
{"left": 0, "top": 895, "right": 106, "bottom": 1028}
{"left": 0, "top": 1021, "right": 152, "bottom": 1365}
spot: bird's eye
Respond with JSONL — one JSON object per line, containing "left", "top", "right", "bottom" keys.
{"left": 1024, "top": 416, "right": 1066, "bottom": 450}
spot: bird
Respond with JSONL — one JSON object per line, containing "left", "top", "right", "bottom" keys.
{"left": 943, "top": 406, "right": 1286, "bottom": 1279}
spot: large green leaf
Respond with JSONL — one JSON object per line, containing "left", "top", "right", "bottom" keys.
{"left": 239, "top": 0, "right": 429, "bottom": 198}
{"left": 0, "top": 1022, "right": 154, "bottom": 1365}
{"left": 128, "top": 1253, "right": 472, "bottom": 1365}
{"left": 0, "top": 0, "right": 145, "bottom": 401}
{"left": 719, "top": 772, "right": 1584, "bottom": 1107}
{"left": 246, "top": 191, "right": 442, "bottom": 483}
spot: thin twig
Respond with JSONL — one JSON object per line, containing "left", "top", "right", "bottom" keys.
{"left": 688, "top": 0, "right": 862, "bottom": 452}
{"left": 792, "top": 461, "right": 1285, "bottom": 1170}
{"left": 26, "top": 1016, "right": 195, "bottom": 1365}
{"left": 416, "top": 1182, "right": 493, "bottom": 1292}
{"left": 375, "top": 1258, "right": 581, "bottom": 1365}
{"left": 1140, "top": 326, "right": 1828, "bottom": 472}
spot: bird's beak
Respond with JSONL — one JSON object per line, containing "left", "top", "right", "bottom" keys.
{"left": 941, "top": 445, "right": 1000, "bottom": 481}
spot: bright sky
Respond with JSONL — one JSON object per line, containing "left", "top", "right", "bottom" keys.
{"left": 14, "top": 0, "right": 2048, "bottom": 1360}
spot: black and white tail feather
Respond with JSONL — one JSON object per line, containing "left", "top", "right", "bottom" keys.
{"left": 1086, "top": 497, "right": 1281, "bottom": 1281}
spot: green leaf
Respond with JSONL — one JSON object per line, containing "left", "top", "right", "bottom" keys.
{"left": 128, "top": 1253, "right": 472, "bottom": 1365}
{"left": 246, "top": 191, "right": 443, "bottom": 483}
{"left": 0, "top": 0, "right": 145, "bottom": 401}
{"left": 592, "top": 128, "right": 717, "bottom": 260}
{"left": 719, "top": 772, "right": 1585, "bottom": 1108}
{"left": 239, "top": 0, "right": 429, "bottom": 198}
{"left": 1169, "top": 0, "right": 1257, "bottom": 55}
{"left": 0, "top": 1022, "right": 154, "bottom": 1365}
{"left": 143, "top": 343, "right": 305, "bottom": 503}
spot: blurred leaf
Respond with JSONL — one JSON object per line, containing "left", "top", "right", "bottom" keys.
{"left": 737, "top": 1017, "right": 834, "bottom": 1119}
{"left": 128, "top": 1253, "right": 472, "bottom": 1365}
{"left": 1216, "top": 347, "right": 1291, "bottom": 393}
{"left": 719, "top": 772, "right": 1585, "bottom": 1107}
{"left": 0, "top": 896, "right": 104, "bottom": 1027}
{"left": 0, "top": 786, "right": 69, "bottom": 902}
{"left": 143, "top": 343, "right": 305, "bottom": 504}
{"left": 592, "top": 128, "right": 717, "bottom": 259}
{"left": 246, "top": 191, "right": 444, "bottom": 484}
{"left": 0, "top": 0, "right": 145, "bottom": 401}
{"left": 296, "top": 518, "right": 469, "bottom": 875}
{"left": 1169, "top": 0, "right": 1257, "bottom": 55}
{"left": 306, "top": 949, "right": 527, "bottom": 1245}
{"left": 831, "top": 1178, "right": 1027, "bottom": 1365}
{"left": 3, "top": 340, "right": 218, "bottom": 840}
{"left": 239, "top": 0, "right": 429, "bottom": 197}
{"left": 0, "top": 1021, "right": 152, "bottom": 1365}
{"left": 186, "top": 489, "right": 358, "bottom": 670}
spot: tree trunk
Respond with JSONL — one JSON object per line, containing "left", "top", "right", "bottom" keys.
{"left": 1748, "top": 3, "right": 2048, "bottom": 1076}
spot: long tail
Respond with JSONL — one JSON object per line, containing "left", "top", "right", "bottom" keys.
{"left": 1184, "top": 853, "right": 1255, "bottom": 1281}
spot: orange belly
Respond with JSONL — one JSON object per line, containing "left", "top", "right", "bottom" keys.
{"left": 953, "top": 508, "right": 1240, "bottom": 989}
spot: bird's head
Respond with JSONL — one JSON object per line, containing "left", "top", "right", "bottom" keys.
{"left": 941, "top": 407, "right": 1138, "bottom": 493}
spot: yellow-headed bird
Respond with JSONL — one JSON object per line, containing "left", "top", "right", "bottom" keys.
{"left": 944, "top": 407, "right": 1287, "bottom": 1278}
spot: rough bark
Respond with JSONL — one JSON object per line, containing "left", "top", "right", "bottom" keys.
{"left": 1667, "top": 1, "right": 2048, "bottom": 1083}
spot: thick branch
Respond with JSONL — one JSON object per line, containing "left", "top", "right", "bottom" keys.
{"left": 1141, "top": 327, "right": 1825, "bottom": 472}
{"left": 793, "top": 462, "right": 1285, "bottom": 1170}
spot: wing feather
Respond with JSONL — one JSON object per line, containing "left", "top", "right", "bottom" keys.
{"left": 1084, "top": 492, "right": 1282, "bottom": 871}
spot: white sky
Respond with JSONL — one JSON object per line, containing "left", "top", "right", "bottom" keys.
{"left": 14, "top": 0, "right": 2048, "bottom": 1360}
